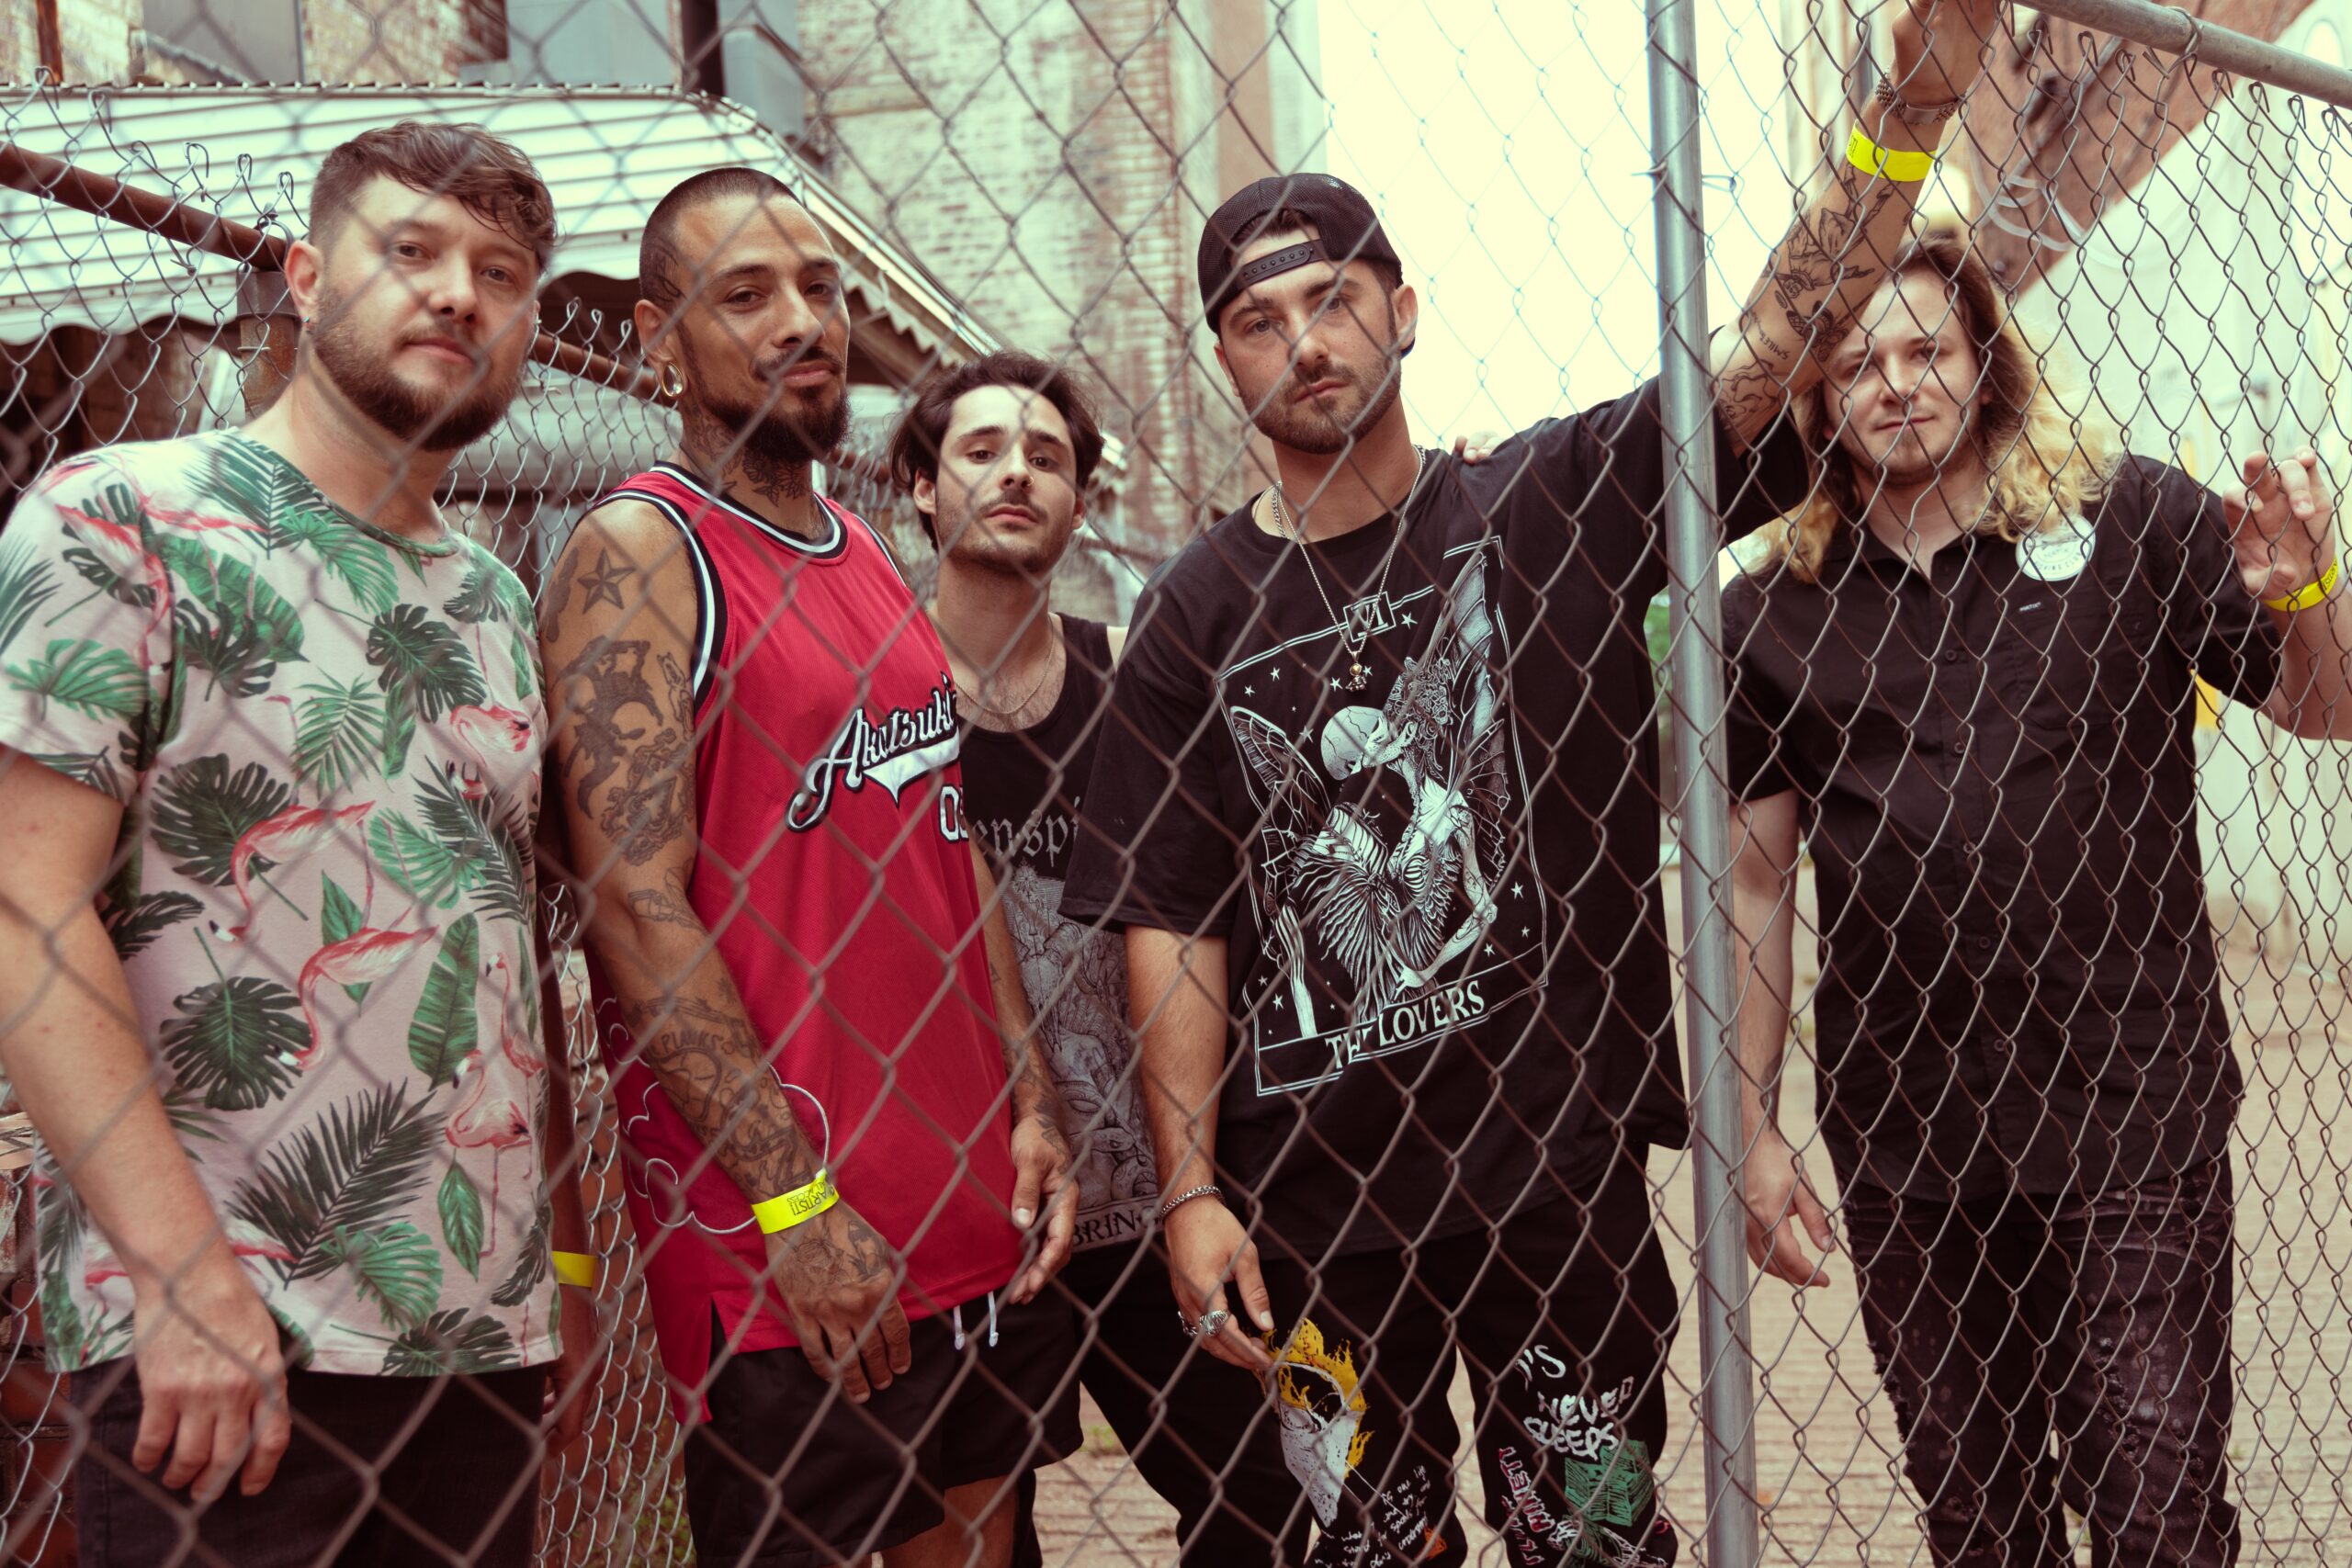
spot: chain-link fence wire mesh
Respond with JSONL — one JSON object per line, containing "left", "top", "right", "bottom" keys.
{"left": 2, "top": 0, "right": 2352, "bottom": 1564}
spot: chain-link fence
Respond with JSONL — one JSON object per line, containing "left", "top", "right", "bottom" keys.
{"left": 4, "top": 0, "right": 2352, "bottom": 1564}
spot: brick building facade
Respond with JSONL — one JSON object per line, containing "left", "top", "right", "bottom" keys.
{"left": 797, "top": 0, "right": 1324, "bottom": 604}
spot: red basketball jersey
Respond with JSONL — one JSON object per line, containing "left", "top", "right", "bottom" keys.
{"left": 580, "top": 465, "right": 1021, "bottom": 1406}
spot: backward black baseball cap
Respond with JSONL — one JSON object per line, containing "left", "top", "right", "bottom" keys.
{"left": 1197, "top": 173, "right": 1401, "bottom": 332}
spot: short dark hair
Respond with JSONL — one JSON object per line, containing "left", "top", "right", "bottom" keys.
{"left": 885, "top": 351, "right": 1108, "bottom": 546}
{"left": 639, "top": 166, "right": 805, "bottom": 310}
{"left": 311, "top": 121, "right": 556, "bottom": 275}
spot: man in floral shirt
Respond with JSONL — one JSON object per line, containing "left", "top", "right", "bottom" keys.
{"left": 0, "top": 122, "right": 592, "bottom": 1565}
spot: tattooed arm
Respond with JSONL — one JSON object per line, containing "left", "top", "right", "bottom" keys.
{"left": 968, "top": 844, "right": 1077, "bottom": 1301}
{"left": 540, "top": 502, "right": 912, "bottom": 1403}
{"left": 1710, "top": 0, "right": 2005, "bottom": 448}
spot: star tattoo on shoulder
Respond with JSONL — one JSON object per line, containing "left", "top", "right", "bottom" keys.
{"left": 575, "top": 549, "right": 634, "bottom": 614}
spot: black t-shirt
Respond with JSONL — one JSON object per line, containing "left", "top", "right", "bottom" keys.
{"left": 1061, "top": 381, "right": 1811, "bottom": 1257}
{"left": 1720, "top": 457, "right": 2280, "bottom": 1200}
{"left": 957, "top": 616, "right": 1155, "bottom": 1253}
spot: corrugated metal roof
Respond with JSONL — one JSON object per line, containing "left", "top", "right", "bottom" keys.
{"left": 0, "top": 83, "right": 996, "bottom": 362}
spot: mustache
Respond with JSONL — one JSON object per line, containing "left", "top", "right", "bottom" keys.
{"left": 753, "top": 348, "right": 844, "bottom": 382}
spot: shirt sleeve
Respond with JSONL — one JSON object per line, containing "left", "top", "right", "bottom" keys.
{"left": 2150, "top": 460, "right": 2282, "bottom": 707}
{"left": 0, "top": 455, "right": 175, "bottom": 803}
{"left": 1060, "top": 575, "right": 1238, "bottom": 938}
{"left": 1719, "top": 573, "right": 1799, "bottom": 802}
{"left": 1515, "top": 378, "right": 1815, "bottom": 603}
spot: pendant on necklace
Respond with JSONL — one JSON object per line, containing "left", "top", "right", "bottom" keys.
{"left": 1344, "top": 661, "right": 1369, "bottom": 691}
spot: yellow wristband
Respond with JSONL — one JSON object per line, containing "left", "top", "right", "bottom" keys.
{"left": 551, "top": 1250, "right": 598, "bottom": 1289}
{"left": 1847, "top": 126, "right": 1938, "bottom": 184}
{"left": 2266, "top": 556, "right": 2342, "bottom": 613}
{"left": 752, "top": 1169, "right": 841, "bottom": 1234}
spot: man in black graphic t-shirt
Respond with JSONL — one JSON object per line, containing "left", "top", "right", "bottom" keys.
{"left": 1062, "top": 7, "right": 2000, "bottom": 1562}
{"left": 890, "top": 351, "right": 1312, "bottom": 1566}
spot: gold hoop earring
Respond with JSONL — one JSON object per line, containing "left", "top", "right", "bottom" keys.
{"left": 658, "top": 361, "right": 686, "bottom": 400}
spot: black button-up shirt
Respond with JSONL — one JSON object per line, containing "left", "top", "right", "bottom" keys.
{"left": 1722, "top": 457, "right": 2281, "bottom": 1199}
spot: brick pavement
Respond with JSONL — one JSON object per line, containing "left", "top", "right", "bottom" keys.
{"left": 1034, "top": 870, "right": 2352, "bottom": 1565}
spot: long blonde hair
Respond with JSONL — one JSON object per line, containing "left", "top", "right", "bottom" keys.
{"left": 1758, "top": 227, "right": 2119, "bottom": 582}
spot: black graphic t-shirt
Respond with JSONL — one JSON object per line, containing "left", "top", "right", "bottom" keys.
{"left": 1063, "top": 381, "right": 1811, "bottom": 1256}
{"left": 959, "top": 616, "right": 1154, "bottom": 1252}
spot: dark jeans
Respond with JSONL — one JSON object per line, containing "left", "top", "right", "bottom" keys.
{"left": 1012, "top": 1242, "right": 1316, "bottom": 1567}
{"left": 1843, "top": 1158, "right": 2240, "bottom": 1568}
{"left": 1254, "top": 1151, "right": 1679, "bottom": 1568}
{"left": 67, "top": 1359, "right": 546, "bottom": 1568}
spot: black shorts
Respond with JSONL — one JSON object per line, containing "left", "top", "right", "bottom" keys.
{"left": 69, "top": 1359, "right": 545, "bottom": 1568}
{"left": 684, "top": 1289, "right": 1082, "bottom": 1567}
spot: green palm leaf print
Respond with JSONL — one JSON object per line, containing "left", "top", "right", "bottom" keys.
{"left": 381, "top": 1308, "right": 519, "bottom": 1375}
{"left": 324, "top": 1221, "right": 442, "bottom": 1331}
{"left": 4, "top": 637, "right": 145, "bottom": 722}
{"left": 157, "top": 535, "right": 306, "bottom": 697}
{"left": 151, "top": 753, "right": 295, "bottom": 886}
{"left": 319, "top": 875, "right": 373, "bottom": 1004}
{"left": 160, "top": 976, "right": 303, "bottom": 1111}
{"left": 369, "top": 809, "right": 473, "bottom": 909}
{"left": 39, "top": 1269, "right": 85, "bottom": 1370}
{"left": 438, "top": 1164, "right": 485, "bottom": 1279}
{"left": 101, "top": 890, "right": 203, "bottom": 960}
{"left": 367, "top": 605, "right": 486, "bottom": 773}
{"left": 62, "top": 545, "right": 155, "bottom": 611}
{"left": 227, "top": 1083, "right": 440, "bottom": 1280}
{"left": 0, "top": 541, "right": 60, "bottom": 649}
{"left": 442, "top": 563, "right": 510, "bottom": 625}
{"left": 490, "top": 1208, "right": 551, "bottom": 1307}
{"left": 408, "top": 915, "right": 481, "bottom": 1083}
{"left": 292, "top": 677, "right": 386, "bottom": 794}
{"left": 417, "top": 770, "right": 527, "bottom": 925}
{"left": 267, "top": 508, "right": 400, "bottom": 615}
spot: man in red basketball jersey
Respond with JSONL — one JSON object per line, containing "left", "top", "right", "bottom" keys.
{"left": 539, "top": 167, "right": 1080, "bottom": 1568}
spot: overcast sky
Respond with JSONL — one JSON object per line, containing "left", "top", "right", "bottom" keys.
{"left": 1317, "top": 0, "right": 1807, "bottom": 442}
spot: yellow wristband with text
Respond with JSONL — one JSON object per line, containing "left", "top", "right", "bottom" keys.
{"left": 552, "top": 1250, "right": 598, "bottom": 1289}
{"left": 752, "top": 1169, "right": 841, "bottom": 1234}
{"left": 2266, "top": 556, "right": 2342, "bottom": 613}
{"left": 1847, "top": 126, "right": 1938, "bottom": 184}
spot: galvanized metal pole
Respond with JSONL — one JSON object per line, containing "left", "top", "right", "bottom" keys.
{"left": 2032, "top": 0, "right": 2352, "bottom": 110}
{"left": 1643, "top": 0, "right": 1762, "bottom": 1563}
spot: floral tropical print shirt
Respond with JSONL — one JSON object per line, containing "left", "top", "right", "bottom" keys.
{"left": 0, "top": 432, "right": 557, "bottom": 1377}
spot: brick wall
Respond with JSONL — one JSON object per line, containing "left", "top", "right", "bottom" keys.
{"left": 302, "top": 0, "right": 484, "bottom": 79}
{"left": 797, "top": 0, "right": 1320, "bottom": 608}
{"left": 54, "top": 0, "right": 141, "bottom": 82}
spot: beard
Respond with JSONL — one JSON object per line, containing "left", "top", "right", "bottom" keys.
{"left": 307, "top": 288, "right": 523, "bottom": 455}
{"left": 1247, "top": 355, "right": 1404, "bottom": 456}
{"left": 684, "top": 336, "right": 852, "bottom": 468}
{"left": 695, "top": 380, "right": 852, "bottom": 468}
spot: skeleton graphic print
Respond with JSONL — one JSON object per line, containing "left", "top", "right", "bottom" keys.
{"left": 1228, "top": 543, "right": 1542, "bottom": 1096}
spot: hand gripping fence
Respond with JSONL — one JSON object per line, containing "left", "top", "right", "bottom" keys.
{"left": 6, "top": 2, "right": 2352, "bottom": 1566}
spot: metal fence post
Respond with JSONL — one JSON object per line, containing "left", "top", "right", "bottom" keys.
{"left": 1643, "top": 0, "right": 1763, "bottom": 1563}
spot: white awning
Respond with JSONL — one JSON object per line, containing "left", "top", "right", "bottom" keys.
{"left": 0, "top": 82, "right": 996, "bottom": 365}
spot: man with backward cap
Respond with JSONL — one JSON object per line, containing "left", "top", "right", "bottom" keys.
{"left": 1062, "top": 3, "right": 2004, "bottom": 1562}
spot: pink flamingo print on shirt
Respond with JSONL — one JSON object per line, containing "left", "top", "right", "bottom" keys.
{"left": 446, "top": 705, "right": 535, "bottom": 802}
{"left": 486, "top": 955, "right": 545, "bottom": 1080}
{"left": 295, "top": 926, "right": 439, "bottom": 1069}
{"left": 82, "top": 1218, "right": 296, "bottom": 1290}
{"left": 50, "top": 500, "right": 173, "bottom": 668}
{"left": 214, "top": 798, "right": 376, "bottom": 942}
{"left": 447, "top": 1045, "right": 532, "bottom": 1257}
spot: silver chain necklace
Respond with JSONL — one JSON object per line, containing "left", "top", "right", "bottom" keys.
{"left": 1268, "top": 447, "right": 1431, "bottom": 691}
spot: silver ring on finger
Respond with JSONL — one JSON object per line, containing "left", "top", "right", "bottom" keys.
{"left": 1193, "top": 1307, "right": 1232, "bottom": 1342}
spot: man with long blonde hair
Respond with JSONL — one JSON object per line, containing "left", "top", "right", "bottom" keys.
{"left": 1724, "top": 224, "right": 2352, "bottom": 1565}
